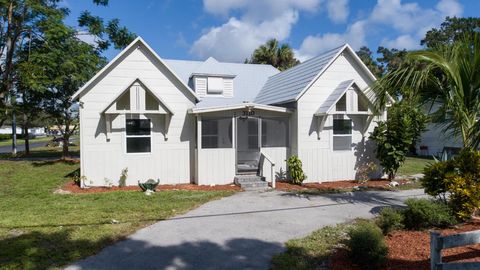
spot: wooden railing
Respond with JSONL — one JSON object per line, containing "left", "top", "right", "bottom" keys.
{"left": 260, "top": 151, "right": 276, "bottom": 188}
{"left": 430, "top": 230, "right": 480, "bottom": 270}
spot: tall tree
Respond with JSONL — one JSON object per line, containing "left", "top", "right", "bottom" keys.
{"left": 247, "top": 39, "right": 300, "bottom": 71}
{"left": 373, "top": 34, "right": 480, "bottom": 150}
{"left": 356, "top": 46, "right": 383, "bottom": 78}
{"left": 422, "top": 17, "right": 480, "bottom": 48}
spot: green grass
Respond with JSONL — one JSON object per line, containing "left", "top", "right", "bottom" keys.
{"left": 0, "top": 136, "right": 53, "bottom": 147}
{"left": 271, "top": 223, "right": 352, "bottom": 270}
{"left": 0, "top": 159, "right": 234, "bottom": 269}
{"left": 397, "top": 156, "right": 434, "bottom": 176}
{"left": 0, "top": 146, "right": 80, "bottom": 159}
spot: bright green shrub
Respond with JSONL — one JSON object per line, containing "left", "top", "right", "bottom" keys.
{"left": 421, "top": 160, "right": 456, "bottom": 202}
{"left": 376, "top": 207, "right": 404, "bottom": 235}
{"left": 347, "top": 221, "right": 388, "bottom": 270}
{"left": 403, "top": 198, "right": 457, "bottom": 229}
{"left": 287, "top": 155, "right": 306, "bottom": 185}
{"left": 422, "top": 150, "right": 480, "bottom": 220}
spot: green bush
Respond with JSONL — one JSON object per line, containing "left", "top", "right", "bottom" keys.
{"left": 403, "top": 198, "right": 457, "bottom": 229}
{"left": 376, "top": 207, "right": 404, "bottom": 235}
{"left": 422, "top": 150, "right": 480, "bottom": 220}
{"left": 347, "top": 221, "right": 388, "bottom": 269}
{"left": 286, "top": 155, "right": 306, "bottom": 185}
{"left": 421, "top": 159, "right": 456, "bottom": 202}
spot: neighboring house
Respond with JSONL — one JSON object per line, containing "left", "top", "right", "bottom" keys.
{"left": 0, "top": 126, "right": 46, "bottom": 136}
{"left": 72, "top": 37, "right": 387, "bottom": 187}
{"left": 417, "top": 123, "right": 463, "bottom": 157}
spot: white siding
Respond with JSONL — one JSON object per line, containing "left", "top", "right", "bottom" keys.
{"left": 197, "top": 148, "right": 236, "bottom": 185}
{"left": 297, "top": 53, "right": 381, "bottom": 182}
{"left": 260, "top": 147, "right": 289, "bottom": 182}
{"left": 79, "top": 45, "right": 196, "bottom": 186}
{"left": 417, "top": 123, "right": 462, "bottom": 156}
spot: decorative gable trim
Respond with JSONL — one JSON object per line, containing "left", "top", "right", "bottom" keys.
{"left": 72, "top": 37, "right": 198, "bottom": 102}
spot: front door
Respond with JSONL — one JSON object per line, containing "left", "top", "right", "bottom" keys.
{"left": 236, "top": 117, "right": 260, "bottom": 174}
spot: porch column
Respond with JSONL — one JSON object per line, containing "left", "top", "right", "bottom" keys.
{"left": 232, "top": 115, "right": 236, "bottom": 149}
{"left": 197, "top": 116, "right": 202, "bottom": 150}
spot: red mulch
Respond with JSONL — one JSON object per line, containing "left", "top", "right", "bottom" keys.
{"left": 275, "top": 179, "right": 409, "bottom": 191}
{"left": 61, "top": 182, "right": 241, "bottom": 194}
{"left": 331, "top": 221, "right": 480, "bottom": 270}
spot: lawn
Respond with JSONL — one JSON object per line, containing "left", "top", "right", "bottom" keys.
{"left": 0, "top": 145, "right": 80, "bottom": 159}
{"left": 0, "top": 159, "right": 234, "bottom": 269}
{"left": 271, "top": 223, "right": 353, "bottom": 270}
{"left": 0, "top": 136, "right": 53, "bottom": 147}
{"left": 397, "top": 156, "right": 434, "bottom": 176}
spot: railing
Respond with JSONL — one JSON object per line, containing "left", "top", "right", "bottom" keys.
{"left": 430, "top": 230, "right": 480, "bottom": 270}
{"left": 260, "top": 151, "right": 276, "bottom": 188}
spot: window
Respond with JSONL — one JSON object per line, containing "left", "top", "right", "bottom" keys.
{"left": 333, "top": 118, "right": 352, "bottom": 151}
{"left": 201, "top": 118, "right": 232, "bottom": 148}
{"left": 207, "top": 77, "right": 224, "bottom": 94}
{"left": 262, "top": 117, "right": 289, "bottom": 147}
{"left": 336, "top": 93, "right": 347, "bottom": 111}
{"left": 126, "top": 118, "right": 151, "bottom": 153}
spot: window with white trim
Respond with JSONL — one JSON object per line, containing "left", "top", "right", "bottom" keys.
{"left": 126, "top": 118, "right": 151, "bottom": 153}
{"left": 333, "top": 117, "right": 352, "bottom": 151}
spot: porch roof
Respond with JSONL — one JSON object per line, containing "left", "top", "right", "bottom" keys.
{"left": 188, "top": 102, "right": 292, "bottom": 114}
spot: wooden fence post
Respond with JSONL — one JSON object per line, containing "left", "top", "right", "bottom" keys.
{"left": 430, "top": 231, "right": 441, "bottom": 270}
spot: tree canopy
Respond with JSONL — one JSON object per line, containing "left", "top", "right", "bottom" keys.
{"left": 246, "top": 39, "right": 300, "bottom": 71}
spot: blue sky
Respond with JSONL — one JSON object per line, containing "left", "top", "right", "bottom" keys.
{"left": 63, "top": 0, "right": 480, "bottom": 62}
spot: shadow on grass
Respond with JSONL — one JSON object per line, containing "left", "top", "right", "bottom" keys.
{"left": 0, "top": 229, "right": 115, "bottom": 269}
{"left": 32, "top": 159, "right": 79, "bottom": 167}
{"left": 0, "top": 229, "right": 283, "bottom": 269}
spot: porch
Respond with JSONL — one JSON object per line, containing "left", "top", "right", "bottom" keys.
{"left": 189, "top": 103, "right": 292, "bottom": 187}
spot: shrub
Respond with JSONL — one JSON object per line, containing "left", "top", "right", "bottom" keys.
{"left": 287, "top": 156, "right": 306, "bottom": 185}
{"left": 347, "top": 221, "right": 388, "bottom": 269}
{"left": 376, "top": 207, "right": 404, "bottom": 235}
{"left": 421, "top": 160, "right": 456, "bottom": 203}
{"left": 403, "top": 198, "right": 457, "bottom": 229}
{"left": 422, "top": 150, "right": 480, "bottom": 220}
{"left": 356, "top": 162, "right": 378, "bottom": 184}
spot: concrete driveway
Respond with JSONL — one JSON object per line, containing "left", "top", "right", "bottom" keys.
{"left": 66, "top": 189, "right": 425, "bottom": 270}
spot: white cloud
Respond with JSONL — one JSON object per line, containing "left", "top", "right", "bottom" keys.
{"left": 296, "top": 0, "right": 464, "bottom": 59}
{"left": 381, "top": 34, "right": 419, "bottom": 50}
{"left": 436, "top": 0, "right": 463, "bottom": 17}
{"left": 326, "top": 0, "right": 349, "bottom": 23}
{"left": 295, "top": 20, "right": 366, "bottom": 61}
{"left": 191, "top": 11, "right": 298, "bottom": 62}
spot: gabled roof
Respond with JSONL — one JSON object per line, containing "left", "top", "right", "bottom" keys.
{"left": 191, "top": 57, "right": 235, "bottom": 77}
{"left": 255, "top": 44, "right": 377, "bottom": 105}
{"left": 100, "top": 78, "right": 174, "bottom": 115}
{"left": 315, "top": 80, "right": 355, "bottom": 115}
{"left": 72, "top": 37, "right": 199, "bottom": 101}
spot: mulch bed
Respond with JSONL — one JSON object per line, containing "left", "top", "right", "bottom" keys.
{"left": 331, "top": 220, "right": 480, "bottom": 270}
{"left": 275, "top": 179, "right": 410, "bottom": 192}
{"left": 61, "top": 181, "right": 241, "bottom": 194}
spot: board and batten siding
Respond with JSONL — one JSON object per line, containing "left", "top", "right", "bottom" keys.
{"left": 79, "top": 45, "right": 196, "bottom": 186}
{"left": 296, "top": 52, "right": 382, "bottom": 182}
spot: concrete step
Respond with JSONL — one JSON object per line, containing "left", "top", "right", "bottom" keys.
{"left": 234, "top": 175, "right": 268, "bottom": 191}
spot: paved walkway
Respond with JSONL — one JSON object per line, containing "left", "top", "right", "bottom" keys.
{"left": 67, "top": 189, "right": 425, "bottom": 270}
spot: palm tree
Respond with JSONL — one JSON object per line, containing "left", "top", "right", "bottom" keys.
{"left": 372, "top": 34, "right": 480, "bottom": 150}
{"left": 248, "top": 39, "right": 300, "bottom": 71}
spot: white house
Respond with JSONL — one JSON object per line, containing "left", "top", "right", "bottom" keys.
{"left": 72, "top": 37, "right": 387, "bottom": 187}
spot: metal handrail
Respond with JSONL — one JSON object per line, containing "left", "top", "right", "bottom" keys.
{"left": 260, "top": 150, "right": 276, "bottom": 188}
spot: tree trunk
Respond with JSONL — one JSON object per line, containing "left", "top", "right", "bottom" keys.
{"left": 24, "top": 127, "right": 29, "bottom": 156}
{"left": 62, "top": 135, "right": 69, "bottom": 159}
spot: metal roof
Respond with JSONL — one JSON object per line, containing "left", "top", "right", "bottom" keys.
{"left": 315, "top": 80, "right": 354, "bottom": 115}
{"left": 255, "top": 44, "right": 346, "bottom": 105}
{"left": 164, "top": 59, "right": 279, "bottom": 108}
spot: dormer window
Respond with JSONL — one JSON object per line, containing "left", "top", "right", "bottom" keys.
{"left": 207, "top": 77, "right": 224, "bottom": 94}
